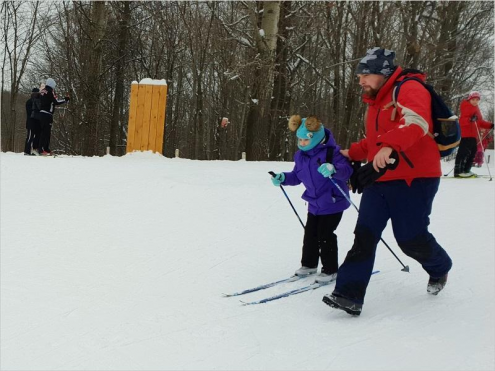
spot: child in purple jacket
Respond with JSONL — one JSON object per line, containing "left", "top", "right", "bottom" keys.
{"left": 271, "top": 115, "right": 352, "bottom": 283}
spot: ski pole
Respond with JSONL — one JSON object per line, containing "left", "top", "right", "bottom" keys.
{"left": 327, "top": 176, "right": 410, "bottom": 272}
{"left": 443, "top": 167, "right": 455, "bottom": 177}
{"left": 474, "top": 122, "right": 493, "bottom": 181}
{"left": 317, "top": 158, "right": 409, "bottom": 272}
{"left": 268, "top": 171, "right": 305, "bottom": 229}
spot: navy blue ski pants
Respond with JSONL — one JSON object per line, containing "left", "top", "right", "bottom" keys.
{"left": 334, "top": 178, "right": 452, "bottom": 304}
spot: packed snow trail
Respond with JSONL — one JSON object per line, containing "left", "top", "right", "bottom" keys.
{"left": 1, "top": 151, "right": 494, "bottom": 370}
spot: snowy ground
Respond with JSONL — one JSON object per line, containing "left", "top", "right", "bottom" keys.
{"left": 1, "top": 150, "right": 494, "bottom": 371}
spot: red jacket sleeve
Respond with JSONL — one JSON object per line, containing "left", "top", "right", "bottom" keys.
{"left": 348, "top": 138, "right": 368, "bottom": 161}
{"left": 474, "top": 106, "right": 493, "bottom": 130}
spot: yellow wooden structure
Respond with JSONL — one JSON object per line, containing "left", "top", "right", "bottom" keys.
{"left": 126, "top": 79, "right": 167, "bottom": 153}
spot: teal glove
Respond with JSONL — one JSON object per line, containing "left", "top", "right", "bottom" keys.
{"left": 318, "top": 163, "right": 336, "bottom": 178}
{"left": 271, "top": 172, "right": 285, "bottom": 186}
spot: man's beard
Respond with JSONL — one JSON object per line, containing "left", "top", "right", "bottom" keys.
{"left": 362, "top": 86, "right": 381, "bottom": 99}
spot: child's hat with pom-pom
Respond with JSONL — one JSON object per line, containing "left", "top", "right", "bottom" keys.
{"left": 288, "top": 115, "right": 325, "bottom": 151}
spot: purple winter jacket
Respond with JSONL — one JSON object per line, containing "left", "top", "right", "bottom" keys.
{"left": 282, "top": 128, "right": 352, "bottom": 215}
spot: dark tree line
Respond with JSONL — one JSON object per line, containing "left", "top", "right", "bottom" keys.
{"left": 2, "top": 1, "right": 494, "bottom": 159}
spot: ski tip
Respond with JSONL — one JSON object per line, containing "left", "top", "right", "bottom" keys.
{"left": 240, "top": 300, "right": 261, "bottom": 306}
{"left": 222, "top": 293, "right": 232, "bottom": 297}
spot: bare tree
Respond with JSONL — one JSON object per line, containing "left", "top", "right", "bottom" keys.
{"left": 245, "top": 1, "right": 281, "bottom": 160}
{"left": 109, "top": 1, "right": 132, "bottom": 156}
{"left": 1, "top": 1, "right": 40, "bottom": 152}
{"left": 5, "top": 0, "right": 493, "bottom": 160}
{"left": 77, "top": 1, "right": 108, "bottom": 156}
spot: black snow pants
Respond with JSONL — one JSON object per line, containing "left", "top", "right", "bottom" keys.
{"left": 38, "top": 113, "right": 54, "bottom": 153}
{"left": 301, "top": 211, "right": 343, "bottom": 274}
{"left": 454, "top": 137, "right": 477, "bottom": 175}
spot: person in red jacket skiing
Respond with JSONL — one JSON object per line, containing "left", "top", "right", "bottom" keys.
{"left": 321, "top": 48, "right": 452, "bottom": 316}
{"left": 454, "top": 91, "right": 494, "bottom": 178}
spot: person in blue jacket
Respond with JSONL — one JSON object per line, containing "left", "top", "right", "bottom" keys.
{"left": 271, "top": 115, "right": 353, "bottom": 283}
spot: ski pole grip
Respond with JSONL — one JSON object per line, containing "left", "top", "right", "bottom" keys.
{"left": 268, "top": 171, "right": 276, "bottom": 178}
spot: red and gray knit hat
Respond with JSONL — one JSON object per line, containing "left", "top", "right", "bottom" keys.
{"left": 467, "top": 91, "right": 481, "bottom": 100}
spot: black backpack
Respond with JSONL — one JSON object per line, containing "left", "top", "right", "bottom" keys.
{"left": 393, "top": 70, "right": 461, "bottom": 157}
{"left": 30, "top": 92, "right": 42, "bottom": 118}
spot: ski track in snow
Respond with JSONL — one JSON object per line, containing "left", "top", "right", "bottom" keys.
{"left": 1, "top": 151, "right": 494, "bottom": 370}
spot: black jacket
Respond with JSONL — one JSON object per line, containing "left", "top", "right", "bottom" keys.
{"left": 26, "top": 98, "right": 33, "bottom": 122}
{"left": 39, "top": 85, "right": 67, "bottom": 115}
{"left": 25, "top": 92, "right": 40, "bottom": 127}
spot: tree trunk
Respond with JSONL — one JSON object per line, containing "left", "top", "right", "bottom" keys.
{"left": 342, "top": 2, "right": 370, "bottom": 147}
{"left": 437, "top": 2, "right": 465, "bottom": 98}
{"left": 109, "top": 2, "right": 130, "bottom": 156}
{"left": 245, "top": 1, "right": 281, "bottom": 161}
{"left": 81, "top": 1, "right": 107, "bottom": 156}
{"left": 194, "top": 73, "right": 204, "bottom": 160}
{"left": 268, "top": 1, "right": 291, "bottom": 161}
{"left": 401, "top": 1, "right": 425, "bottom": 69}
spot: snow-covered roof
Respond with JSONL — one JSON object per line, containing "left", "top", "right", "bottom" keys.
{"left": 131, "top": 78, "right": 167, "bottom": 86}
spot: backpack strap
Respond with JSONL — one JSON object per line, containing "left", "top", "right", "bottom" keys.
{"left": 392, "top": 77, "right": 435, "bottom": 140}
{"left": 325, "top": 146, "right": 335, "bottom": 164}
{"left": 390, "top": 77, "right": 430, "bottom": 169}
{"left": 397, "top": 68, "right": 423, "bottom": 78}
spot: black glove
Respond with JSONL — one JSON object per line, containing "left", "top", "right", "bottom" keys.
{"left": 349, "top": 161, "right": 363, "bottom": 194}
{"left": 64, "top": 96, "right": 70, "bottom": 102}
{"left": 353, "top": 150, "right": 399, "bottom": 194}
{"left": 470, "top": 114, "right": 478, "bottom": 123}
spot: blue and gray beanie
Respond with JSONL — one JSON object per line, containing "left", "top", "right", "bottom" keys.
{"left": 288, "top": 115, "right": 325, "bottom": 151}
{"left": 355, "top": 47, "right": 396, "bottom": 77}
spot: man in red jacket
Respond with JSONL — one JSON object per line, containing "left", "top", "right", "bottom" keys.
{"left": 454, "top": 91, "right": 494, "bottom": 178}
{"left": 322, "top": 48, "right": 452, "bottom": 316}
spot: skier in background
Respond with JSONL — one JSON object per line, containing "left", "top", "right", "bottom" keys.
{"left": 35, "top": 78, "right": 70, "bottom": 156}
{"left": 454, "top": 91, "right": 494, "bottom": 178}
{"left": 23, "top": 88, "right": 41, "bottom": 156}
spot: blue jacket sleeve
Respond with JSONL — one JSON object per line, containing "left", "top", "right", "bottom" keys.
{"left": 331, "top": 145, "right": 353, "bottom": 182}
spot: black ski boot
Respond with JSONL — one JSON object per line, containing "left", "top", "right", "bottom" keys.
{"left": 427, "top": 273, "right": 448, "bottom": 295}
{"left": 322, "top": 292, "right": 362, "bottom": 316}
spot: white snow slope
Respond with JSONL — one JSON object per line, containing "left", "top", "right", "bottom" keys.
{"left": 1, "top": 151, "right": 494, "bottom": 371}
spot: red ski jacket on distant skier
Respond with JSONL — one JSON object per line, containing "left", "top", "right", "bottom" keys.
{"left": 459, "top": 99, "right": 493, "bottom": 139}
{"left": 348, "top": 67, "right": 441, "bottom": 184}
